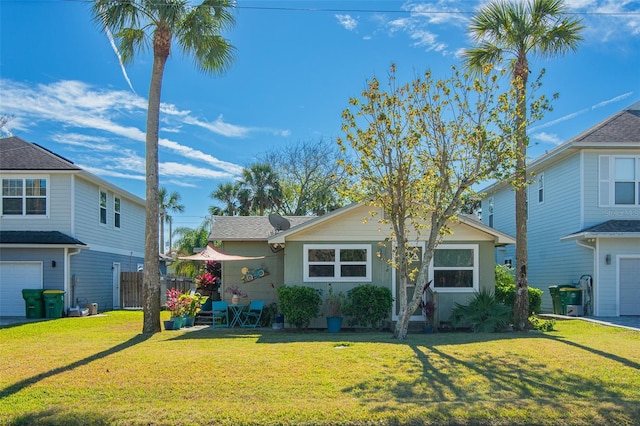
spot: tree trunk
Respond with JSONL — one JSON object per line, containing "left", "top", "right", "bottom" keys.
{"left": 512, "top": 55, "right": 530, "bottom": 331}
{"left": 142, "top": 26, "right": 170, "bottom": 334}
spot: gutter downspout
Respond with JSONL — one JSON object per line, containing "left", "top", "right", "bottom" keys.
{"left": 575, "top": 239, "right": 597, "bottom": 316}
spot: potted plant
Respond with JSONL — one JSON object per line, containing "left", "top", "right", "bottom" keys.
{"left": 323, "top": 283, "right": 344, "bottom": 333}
{"left": 180, "top": 292, "right": 209, "bottom": 327}
{"left": 419, "top": 280, "right": 436, "bottom": 333}
{"left": 165, "top": 288, "right": 186, "bottom": 330}
{"left": 225, "top": 285, "right": 248, "bottom": 305}
{"left": 195, "top": 272, "right": 218, "bottom": 295}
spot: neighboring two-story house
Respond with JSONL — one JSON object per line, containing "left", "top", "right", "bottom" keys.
{"left": 480, "top": 101, "right": 640, "bottom": 317}
{"left": 0, "top": 137, "right": 145, "bottom": 317}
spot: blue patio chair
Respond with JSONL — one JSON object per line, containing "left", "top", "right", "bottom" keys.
{"left": 241, "top": 300, "right": 264, "bottom": 328}
{"left": 212, "top": 301, "right": 229, "bottom": 328}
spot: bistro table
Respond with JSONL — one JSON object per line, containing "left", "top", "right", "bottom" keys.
{"left": 229, "top": 304, "right": 247, "bottom": 328}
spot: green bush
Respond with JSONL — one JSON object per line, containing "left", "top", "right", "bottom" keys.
{"left": 449, "top": 289, "right": 512, "bottom": 332}
{"left": 276, "top": 285, "right": 322, "bottom": 329}
{"left": 260, "top": 302, "right": 278, "bottom": 327}
{"left": 343, "top": 284, "right": 393, "bottom": 329}
{"left": 529, "top": 315, "right": 556, "bottom": 332}
{"left": 494, "top": 264, "right": 543, "bottom": 315}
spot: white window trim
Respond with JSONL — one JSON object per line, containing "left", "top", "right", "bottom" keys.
{"left": 0, "top": 175, "right": 50, "bottom": 218}
{"left": 429, "top": 243, "right": 479, "bottom": 293}
{"left": 99, "top": 189, "right": 108, "bottom": 226}
{"left": 303, "top": 244, "right": 372, "bottom": 282}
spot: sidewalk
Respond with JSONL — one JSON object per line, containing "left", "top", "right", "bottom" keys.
{"left": 541, "top": 314, "right": 640, "bottom": 332}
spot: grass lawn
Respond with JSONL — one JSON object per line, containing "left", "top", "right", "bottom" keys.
{"left": 1, "top": 311, "right": 639, "bottom": 426}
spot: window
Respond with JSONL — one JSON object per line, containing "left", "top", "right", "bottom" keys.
{"left": 114, "top": 196, "right": 121, "bottom": 228}
{"left": 99, "top": 190, "right": 107, "bottom": 224}
{"left": 304, "top": 244, "right": 371, "bottom": 282}
{"left": 537, "top": 173, "right": 544, "bottom": 203}
{"left": 1, "top": 178, "right": 47, "bottom": 216}
{"left": 614, "top": 158, "right": 637, "bottom": 205}
{"left": 600, "top": 156, "right": 640, "bottom": 206}
{"left": 431, "top": 244, "right": 479, "bottom": 292}
{"left": 488, "top": 198, "right": 494, "bottom": 228}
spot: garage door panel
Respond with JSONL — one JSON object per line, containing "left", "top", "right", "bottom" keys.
{"left": 620, "top": 258, "right": 640, "bottom": 316}
{"left": 0, "top": 262, "right": 43, "bottom": 317}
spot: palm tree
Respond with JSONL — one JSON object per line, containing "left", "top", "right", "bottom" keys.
{"left": 172, "top": 218, "right": 212, "bottom": 278}
{"left": 211, "top": 182, "right": 243, "bottom": 216}
{"left": 463, "top": 0, "right": 583, "bottom": 330}
{"left": 92, "top": 0, "right": 236, "bottom": 333}
{"left": 159, "top": 187, "right": 185, "bottom": 255}
{"left": 240, "top": 163, "right": 282, "bottom": 215}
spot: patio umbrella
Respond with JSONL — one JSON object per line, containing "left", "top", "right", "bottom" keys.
{"left": 178, "top": 245, "right": 264, "bottom": 262}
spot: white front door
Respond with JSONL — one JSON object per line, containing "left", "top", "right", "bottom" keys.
{"left": 112, "top": 263, "right": 121, "bottom": 309}
{"left": 619, "top": 257, "right": 640, "bottom": 315}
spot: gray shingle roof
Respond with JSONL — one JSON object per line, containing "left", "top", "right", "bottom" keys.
{"left": 0, "top": 231, "right": 87, "bottom": 246}
{"left": 0, "top": 137, "right": 80, "bottom": 171}
{"left": 209, "top": 216, "right": 316, "bottom": 241}
{"left": 562, "top": 220, "right": 640, "bottom": 241}
{"left": 573, "top": 101, "right": 640, "bottom": 144}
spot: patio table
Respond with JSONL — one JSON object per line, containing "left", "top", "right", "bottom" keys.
{"left": 229, "top": 304, "right": 247, "bottom": 327}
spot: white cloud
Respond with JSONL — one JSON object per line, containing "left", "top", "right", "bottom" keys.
{"left": 532, "top": 132, "right": 563, "bottom": 145}
{"left": 336, "top": 14, "right": 358, "bottom": 31}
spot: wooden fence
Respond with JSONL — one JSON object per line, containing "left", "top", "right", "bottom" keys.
{"left": 120, "top": 272, "right": 195, "bottom": 308}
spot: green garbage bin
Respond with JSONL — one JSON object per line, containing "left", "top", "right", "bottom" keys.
{"left": 22, "top": 289, "right": 44, "bottom": 318}
{"left": 559, "top": 287, "right": 582, "bottom": 315}
{"left": 43, "top": 290, "right": 65, "bottom": 319}
{"left": 549, "top": 286, "right": 562, "bottom": 314}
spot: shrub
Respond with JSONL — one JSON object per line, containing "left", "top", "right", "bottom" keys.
{"left": 260, "top": 302, "right": 279, "bottom": 327}
{"left": 343, "top": 284, "right": 393, "bottom": 329}
{"left": 276, "top": 285, "right": 322, "bottom": 329}
{"left": 529, "top": 315, "right": 556, "bottom": 332}
{"left": 449, "top": 289, "right": 512, "bottom": 332}
{"left": 494, "top": 264, "right": 543, "bottom": 315}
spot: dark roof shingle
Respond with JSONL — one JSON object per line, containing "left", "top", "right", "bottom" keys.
{"left": 0, "top": 231, "right": 87, "bottom": 245}
{"left": 0, "top": 137, "right": 80, "bottom": 171}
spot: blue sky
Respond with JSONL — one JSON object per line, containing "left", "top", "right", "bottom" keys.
{"left": 1, "top": 0, "right": 639, "bottom": 238}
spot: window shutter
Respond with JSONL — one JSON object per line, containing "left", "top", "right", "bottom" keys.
{"left": 599, "top": 156, "right": 610, "bottom": 206}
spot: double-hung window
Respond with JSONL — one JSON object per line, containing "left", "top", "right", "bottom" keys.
{"left": 431, "top": 244, "right": 479, "bottom": 292}
{"left": 1, "top": 177, "right": 48, "bottom": 216}
{"left": 114, "top": 196, "right": 121, "bottom": 229}
{"left": 99, "top": 190, "right": 107, "bottom": 225}
{"left": 304, "top": 244, "right": 371, "bottom": 282}
{"left": 600, "top": 156, "right": 640, "bottom": 206}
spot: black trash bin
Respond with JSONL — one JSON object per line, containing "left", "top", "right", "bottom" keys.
{"left": 43, "top": 290, "right": 65, "bottom": 319}
{"left": 22, "top": 289, "right": 44, "bottom": 318}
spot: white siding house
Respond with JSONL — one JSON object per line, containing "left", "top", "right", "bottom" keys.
{"left": 480, "top": 101, "right": 640, "bottom": 317}
{"left": 0, "top": 137, "right": 145, "bottom": 317}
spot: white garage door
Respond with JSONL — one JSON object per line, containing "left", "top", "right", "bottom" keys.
{"left": 620, "top": 258, "right": 640, "bottom": 316}
{"left": 0, "top": 262, "right": 43, "bottom": 317}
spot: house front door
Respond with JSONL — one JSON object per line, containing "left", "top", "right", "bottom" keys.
{"left": 112, "top": 263, "right": 121, "bottom": 309}
{"left": 619, "top": 257, "right": 640, "bottom": 315}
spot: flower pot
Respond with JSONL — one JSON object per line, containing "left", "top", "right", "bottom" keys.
{"left": 172, "top": 316, "right": 185, "bottom": 329}
{"left": 184, "top": 316, "right": 195, "bottom": 327}
{"left": 326, "top": 316, "right": 343, "bottom": 333}
{"left": 231, "top": 294, "right": 240, "bottom": 305}
{"left": 164, "top": 320, "right": 175, "bottom": 331}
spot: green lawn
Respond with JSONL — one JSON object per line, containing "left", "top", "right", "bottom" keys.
{"left": 1, "top": 311, "right": 639, "bottom": 426}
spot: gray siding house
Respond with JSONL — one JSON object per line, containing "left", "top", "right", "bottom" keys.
{"left": 209, "top": 203, "right": 514, "bottom": 328}
{"left": 0, "top": 137, "right": 145, "bottom": 317}
{"left": 480, "top": 101, "right": 640, "bottom": 317}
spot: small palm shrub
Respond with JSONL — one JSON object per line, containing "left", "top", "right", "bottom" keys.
{"left": 343, "top": 284, "right": 393, "bottom": 329}
{"left": 449, "top": 289, "right": 512, "bottom": 332}
{"left": 276, "top": 285, "right": 322, "bottom": 329}
{"left": 494, "top": 264, "right": 543, "bottom": 315}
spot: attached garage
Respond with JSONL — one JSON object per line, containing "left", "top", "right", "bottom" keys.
{"left": 0, "top": 261, "right": 43, "bottom": 317}
{"left": 619, "top": 257, "right": 640, "bottom": 316}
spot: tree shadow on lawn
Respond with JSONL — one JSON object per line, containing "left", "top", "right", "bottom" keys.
{"left": 0, "top": 333, "right": 152, "bottom": 400}
{"left": 343, "top": 333, "right": 639, "bottom": 425}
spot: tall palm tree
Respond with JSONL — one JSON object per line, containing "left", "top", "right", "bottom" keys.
{"left": 159, "top": 187, "right": 185, "bottom": 255}
{"left": 211, "top": 182, "right": 243, "bottom": 216}
{"left": 92, "top": 0, "right": 235, "bottom": 333}
{"left": 240, "top": 163, "right": 282, "bottom": 216}
{"left": 463, "top": 0, "right": 582, "bottom": 330}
